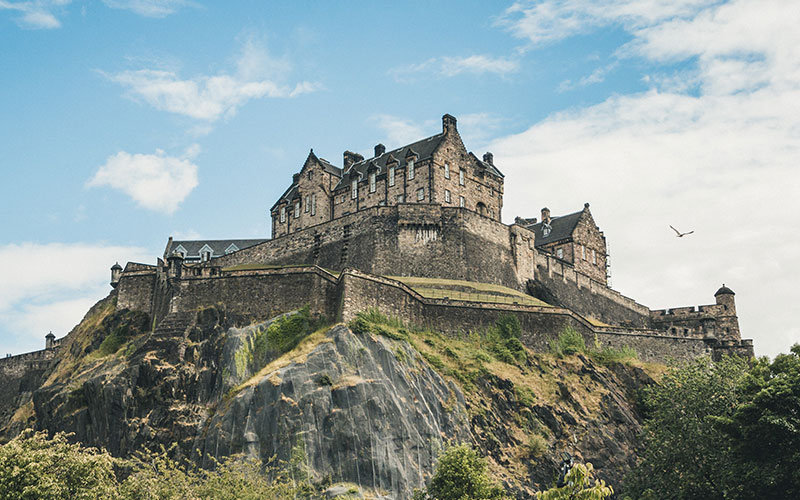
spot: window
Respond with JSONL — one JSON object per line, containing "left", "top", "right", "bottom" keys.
{"left": 280, "top": 206, "right": 286, "bottom": 223}
{"left": 311, "top": 193, "right": 316, "bottom": 216}
{"left": 445, "top": 189, "right": 451, "bottom": 203}
{"left": 408, "top": 159, "right": 415, "bottom": 180}
{"left": 396, "top": 194, "right": 404, "bottom": 203}
{"left": 459, "top": 195, "right": 465, "bottom": 208}
{"left": 459, "top": 169, "right": 465, "bottom": 186}
{"left": 444, "top": 162, "right": 450, "bottom": 179}
{"left": 490, "top": 187, "right": 494, "bottom": 197}
{"left": 556, "top": 248, "right": 563, "bottom": 259}
{"left": 294, "top": 201, "right": 300, "bottom": 218}
{"left": 369, "top": 171, "right": 376, "bottom": 193}
{"left": 581, "top": 245, "right": 586, "bottom": 260}
{"left": 417, "top": 187, "right": 424, "bottom": 201}
{"left": 307, "top": 170, "right": 312, "bottom": 180}
{"left": 351, "top": 178, "right": 358, "bottom": 199}
{"left": 592, "top": 249, "right": 597, "bottom": 264}
{"left": 389, "top": 166, "right": 395, "bottom": 186}
{"left": 304, "top": 195, "right": 309, "bottom": 213}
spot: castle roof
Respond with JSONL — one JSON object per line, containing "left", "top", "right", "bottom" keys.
{"left": 715, "top": 284, "right": 735, "bottom": 296}
{"left": 165, "top": 239, "right": 268, "bottom": 261}
{"left": 470, "top": 152, "right": 504, "bottom": 179}
{"left": 523, "top": 210, "right": 584, "bottom": 247}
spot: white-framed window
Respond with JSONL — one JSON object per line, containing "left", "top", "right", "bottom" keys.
{"left": 556, "top": 248, "right": 563, "bottom": 259}
{"left": 445, "top": 189, "right": 451, "bottom": 203}
{"left": 225, "top": 244, "right": 239, "bottom": 255}
{"left": 294, "top": 201, "right": 300, "bottom": 218}
{"left": 369, "top": 171, "right": 376, "bottom": 193}
{"left": 351, "top": 178, "right": 358, "bottom": 199}
{"left": 389, "top": 166, "right": 396, "bottom": 186}
{"left": 396, "top": 194, "right": 404, "bottom": 203}
{"left": 311, "top": 193, "right": 317, "bottom": 216}
{"left": 490, "top": 187, "right": 494, "bottom": 197}
{"left": 459, "top": 195, "right": 465, "bottom": 208}
{"left": 408, "top": 160, "right": 415, "bottom": 180}
{"left": 199, "top": 244, "right": 213, "bottom": 262}
{"left": 280, "top": 206, "right": 286, "bottom": 223}
{"left": 592, "top": 249, "right": 597, "bottom": 265}
{"left": 444, "top": 162, "right": 450, "bottom": 179}
{"left": 581, "top": 245, "right": 586, "bottom": 260}
{"left": 417, "top": 187, "right": 424, "bottom": 201}
{"left": 459, "top": 169, "right": 465, "bottom": 186}
{"left": 304, "top": 195, "right": 309, "bottom": 213}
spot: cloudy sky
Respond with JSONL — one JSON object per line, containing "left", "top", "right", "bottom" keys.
{"left": 1, "top": 0, "right": 797, "bottom": 358}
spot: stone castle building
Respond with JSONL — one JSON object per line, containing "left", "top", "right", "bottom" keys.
{"left": 2, "top": 113, "right": 753, "bottom": 379}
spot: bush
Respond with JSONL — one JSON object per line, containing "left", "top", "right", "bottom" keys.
{"left": 591, "top": 345, "right": 638, "bottom": 365}
{"left": 549, "top": 327, "right": 586, "bottom": 357}
{"left": 413, "top": 443, "right": 506, "bottom": 500}
{"left": 525, "top": 434, "right": 548, "bottom": 458}
{"left": 486, "top": 314, "right": 527, "bottom": 365}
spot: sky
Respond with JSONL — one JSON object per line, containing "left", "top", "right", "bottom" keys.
{"left": 1, "top": 0, "right": 798, "bottom": 359}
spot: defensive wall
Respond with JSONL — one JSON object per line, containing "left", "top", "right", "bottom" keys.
{"left": 211, "top": 204, "right": 537, "bottom": 292}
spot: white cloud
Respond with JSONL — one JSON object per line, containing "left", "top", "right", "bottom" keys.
{"left": 0, "top": 242, "right": 152, "bottom": 356}
{"left": 490, "top": 0, "right": 800, "bottom": 357}
{"left": 0, "top": 0, "right": 69, "bottom": 29}
{"left": 104, "top": 41, "right": 321, "bottom": 122}
{"left": 87, "top": 148, "right": 199, "bottom": 214}
{"left": 391, "top": 55, "right": 519, "bottom": 82}
{"left": 102, "top": 0, "right": 188, "bottom": 18}
{"left": 370, "top": 115, "right": 435, "bottom": 147}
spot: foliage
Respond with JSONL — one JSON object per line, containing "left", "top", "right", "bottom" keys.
{"left": 535, "top": 462, "right": 613, "bottom": 500}
{"left": 348, "top": 308, "right": 408, "bottom": 340}
{"left": 549, "top": 327, "right": 586, "bottom": 357}
{"left": 0, "top": 430, "right": 118, "bottom": 500}
{"left": 591, "top": 345, "right": 638, "bottom": 365}
{"left": 524, "top": 434, "right": 548, "bottom": 458}
{"left": 486, "top": 314, "right": 527, "bottom": 364}
{"left": 96, "top": 310, "right": 150, "bottom": 357}
{"left": 412, "top": 443, "right": 506, "bottom": 500}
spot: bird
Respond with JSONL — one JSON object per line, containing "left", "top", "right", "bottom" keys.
{"left": 670, "top": 225, "right": 694, "bottom": 237}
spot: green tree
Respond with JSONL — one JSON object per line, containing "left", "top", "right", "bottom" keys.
{"left": 0, "top": 431, "right": 118, "bottom": 500}
{"left": 535, "top": 462, "right": 613, "bottom": 500}
{"left": 413, "top": 443, "right": 505, "bottom": 500}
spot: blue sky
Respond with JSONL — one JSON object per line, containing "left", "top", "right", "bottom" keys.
{"left": 2, "top": 0, "right": 798, "bottom": 358}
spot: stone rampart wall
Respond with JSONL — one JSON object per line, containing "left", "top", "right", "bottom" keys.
{"left": 117, "top": 271, "right": 156, "bottom": 314}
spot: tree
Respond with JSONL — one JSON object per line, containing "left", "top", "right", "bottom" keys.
{"left": 535, "top": 462, "right": 613, "bottom": 500}
{"left": 413, "top": 443, "right": 506, "bottom": 500}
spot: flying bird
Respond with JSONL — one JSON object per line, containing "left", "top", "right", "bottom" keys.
{"left": 670, "top": 225, "right": 694, "bottom": 237}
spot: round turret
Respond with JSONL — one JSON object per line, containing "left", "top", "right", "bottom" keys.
{"left": 714, "top": 284, "right": 735, "bottom": 296}
{"left": 110, "top": 262, "right": 122, "bottom": 288}
{"left": 45, "top": 331, "right": 55, "bottom": 349}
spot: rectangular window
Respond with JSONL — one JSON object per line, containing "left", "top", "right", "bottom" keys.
{"left": 389, "top": 166, "right": 395, "bottom": 186}
{"left": 445, "top": 189, "right": 451, "bottom": 203}
{"left": 459, "top": 169, "right": 465, "bottom": 186}
{"left": 581, "top": 245, "right": 586, "bottom": 260}
{"left": 490, "top": 187, "right": 494, "bottom": 197}
{"left": 311, "top": 193, "right": 316, "bottom": 216}
{"left": 280, "top": 206, "right": 286, "bottom": 223}
{"left": 459, "top": 196, "right": 465, "bottom": 208}
{"left": 444, "top": 162, "right": 450, "bottom": 179}
{"left": 396, "top": 194, "right": 404, "bottom": 203}
{"left": 369, "top": 172, "right": 376, "bottom": 193}
{"left": 294, "top": 201, "right": 300, "bottom": 218}
{"left": 304, "top": 195, "right": 309, "bottom": 213}
{"left": 408, "top": 160, "right": 415, "bottom": 180}
{"left": 417, "top": 187, "right": 424, "bottom": 201}
{"left": 592, "top": 249, "right": 597, "bottom": 265}
{"left": 557, "top": 248, "right": 563, "bottom": 259}
{"left": 351, "top": 179, "right": 358, "bottom": 199}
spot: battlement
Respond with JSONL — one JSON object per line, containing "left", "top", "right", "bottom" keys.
{"left": 0, "top": 336, "right": 62, "bottom": 375}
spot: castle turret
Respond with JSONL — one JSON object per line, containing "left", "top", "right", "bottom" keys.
{"left": 110, "top": 262, "right": 122, "bottom": 288}
{"left": 45, "top": 331, "right": 55, "bottom": 350}
{"left": 167, "top": 251, "right": 184, "bottom": 279}
{"left": 714, "top": 284, "right": 740, "bottom": 340}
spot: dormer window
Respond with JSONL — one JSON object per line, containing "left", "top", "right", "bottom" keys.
{"left": 280, "top": 206, "right": 286, "bottom": 223}
{"left": 369, "top": 171, "right": 376, "bottom": 193}
{"left": 225, "top": 243, "right": 239, "bottom": 255}
{"left": 174, "top": 245, "right": 187, "bottom": 258}
{"left": 459, "top": 169, "right": 465, "bottom": 186}
{"left": 444, "top": 162, "right": 450, "bottom": 179}
{"left": 408, "top": 160, "right": 415, "bottom": 180}
{"left": 351, "top": 178, "right": 358, "bottom": 199}
{"left": 389, "top": 166, "right": 396, "bottom": 186}
{"left": 199, "top": 244, "right": 213, "bottom": 262}
{"left": 542, "top": 223, "right": 552, "bottom": 237}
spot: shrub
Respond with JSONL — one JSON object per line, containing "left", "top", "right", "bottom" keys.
{"left": 413, "top": 443, "right": 506, "bottom": 500}
{"left": 525, "top": 434, "right": 548, "bottom": 458}
{"left": 549, "top": 327, "right": 586, "bottom": 357}
{"left": 591, "top": 345, "right": 638, "bottom": 365}
{"left": 486, "top": 314, "right": 527, "bottom": 365}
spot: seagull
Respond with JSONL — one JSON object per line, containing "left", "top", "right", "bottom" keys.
{"left": 670, "top": 225, "right": 694, "bottom": 237}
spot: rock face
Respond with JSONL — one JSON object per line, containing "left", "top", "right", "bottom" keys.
{"left": 2, "top": 299, "right": 657, "bottom": 498}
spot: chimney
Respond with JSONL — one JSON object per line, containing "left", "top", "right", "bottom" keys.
{"left": 483, "top": 152, "right": 494, "bottom": 165}
{"left": 541, "top": 207, "right": 551, "bottom": 224}
{"left": 442, "top": 114, "right": 457, "bottom": 134}
{"left": 292, "top": 173, "right": 300, "bottom": 184}
{"left": 343, "top": 150, "right": 364, "bottom": 169}
{"left": 374, "top": 144, "right": 386, "bottom": 157}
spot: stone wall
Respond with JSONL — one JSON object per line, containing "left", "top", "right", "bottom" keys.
{"left": 116, "top": 266, "right": 156, "bottom": 313}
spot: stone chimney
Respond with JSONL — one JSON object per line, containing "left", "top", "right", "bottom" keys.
{"left": 442, "top": 114, "right": 457, "bottom": 134}
{"left": 483, "top": 152, "right": 494, "bottom": 165}
{"left": 343, "top": 150, "right": 364, "bottom": 169}
{"left": 541, "top": 207, "right": 551, "bottom": 224}
{"left": 374, "top": 144, "right": 386, "bottom": 157}
{"left": 292, "top": 173, "right": 300, "bottom": 185}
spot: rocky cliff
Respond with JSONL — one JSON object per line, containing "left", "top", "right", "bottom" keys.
{"left": 0, "top": 294, "right": 658, "bottom": 498}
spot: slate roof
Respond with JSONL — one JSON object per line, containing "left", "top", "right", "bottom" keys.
{"left": 715, "top": 285, "right": 735, "bottom": 296}
{"left": 522, "top": 210, "right": 584, "bottom": 247}
{"left": 332, "top": 133, "right": 448, "bottom": 191}
{"left": 470, "top": 153, "right": 504, "bottom": 178}
{"left": 165, "top": 239, "right": 268, "bottom": 260}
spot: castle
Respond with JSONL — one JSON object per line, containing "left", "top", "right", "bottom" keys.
{"left": 1, "top": 114, "right": 753, "bottom": 381}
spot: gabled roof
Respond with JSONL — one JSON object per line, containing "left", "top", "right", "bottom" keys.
{"left": 332, "top": 132, "right": 447, "bottom": 191}
{"left": 469, "top": 152, "right": 504, "bottom": 179}
{"left": 165, "top": 239, "right": 268, "bottom": 260}
{"left": 523, "top": 210, "right": 584, "bottom": 247}
{"left": 271, "top": 150, "right": 344, "bottom": 210}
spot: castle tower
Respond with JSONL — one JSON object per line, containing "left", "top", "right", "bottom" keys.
{"left": 714, "top": 284, "right": 740, "bottom": 341}
{"left": 45, "top": 331, "right": 55, "bottom": 349}
{"left": 110, "top": 262, "right": 122, "bottom": 288}
{"left": 167, "top": 251, "right": 184, "bottom": 279}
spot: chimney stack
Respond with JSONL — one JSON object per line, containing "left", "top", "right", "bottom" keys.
{"left": 442, "top": 114, "right": 457, "bottom": 134}
{"left": 541, "top": 207, "right": 551, "bottom": 224}
{"left": 292, "top": 173, "right": 300, "bottom": 184}
{"left": 343, "top": 150, "right": 364, "bottom": 170}
{"left": 483, "top": 152, "right": 494, "bottom": 165}
{"left": 374, "top": 144, "right": 385, "bottom": 157}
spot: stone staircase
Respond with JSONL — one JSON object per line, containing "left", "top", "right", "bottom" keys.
{"left": 154, "top": 311, "right": 195, "bottom": 337}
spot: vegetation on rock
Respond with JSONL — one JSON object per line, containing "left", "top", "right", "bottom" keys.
{"left": 412, "top": 443, "right": 506, "bottom": 500}
{"left": 535, "top": 462, "right": 613, "bottom": 500}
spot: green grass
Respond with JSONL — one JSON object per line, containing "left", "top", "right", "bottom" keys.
{"left": 549, "top": 327, "right": 639, "bottom": 365}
